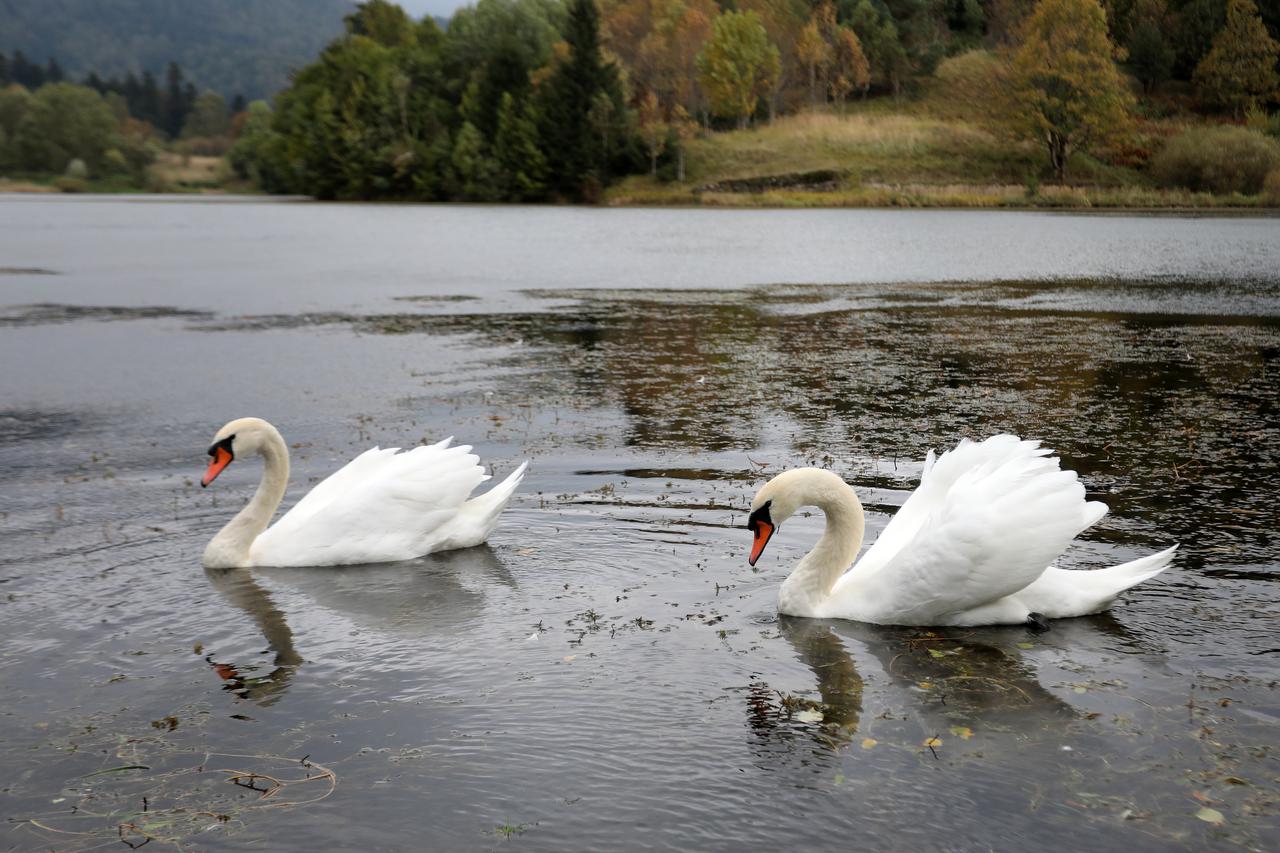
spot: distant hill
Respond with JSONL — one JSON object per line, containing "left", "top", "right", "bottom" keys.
{"left": 0, "top": 0, "right": 356, "bottom": 100}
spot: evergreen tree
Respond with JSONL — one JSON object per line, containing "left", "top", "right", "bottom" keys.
{"left": 12, "top": 51, "right": 44, "bottom": 89}
{"left": 1128, "top": 1, "right": 1176, "bottom": 91}
{"left": 164, "top": 61, "right": 188, "bottom": 137}
{"left": 231, "top": 93, "right": 247, "bottom": 114}
{"left": 539, "top": 0, "right": 628, "bottom": 201}
{"left": 494, "top": 92, "right": 548, "bottom": 200}
{"left": 451, "top": 120, "right": 502, "bottom": 200}
{"left": 1172, "top": 0, "right": 1227, "bottom": 78}
{"left": 1129, "top": 19, "right": 1175, "bottom": 91}
{"left": 0, "top": 53, "right": 8, "bottom": 86}
{"left": 139, "top": 71, "right": 161, "bottom": 128}
{"left": 1193, "top": 0, "right": 1280, "bottom": 116}
{"left": 46, "top": 58, "right": 64, "bottom": 83}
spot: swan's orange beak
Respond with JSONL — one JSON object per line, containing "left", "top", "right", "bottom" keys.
{"left": 202, "top": 446, "right": 233, "bottom": 487}
{"left": 748, "top": 520, "right": 774, "bottom": 567}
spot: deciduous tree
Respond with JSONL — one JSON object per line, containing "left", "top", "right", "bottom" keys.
{"left": 1010, "top": 0, "right": 1134, "bottom": 183}
{"left": 696, "top": 10, "right": 780, "bottom": 129}
{"left": 829, "top": 27, "right": 871, "bottom": 105}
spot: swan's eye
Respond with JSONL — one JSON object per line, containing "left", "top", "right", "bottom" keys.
{"left": 747, "top": 500, "right": 773, "bottom": 530}
{"left": 208, "top": 435, "right": 235, "bottom": 458}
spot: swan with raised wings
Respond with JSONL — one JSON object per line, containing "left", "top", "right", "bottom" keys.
{"left": 201, "top": 417, "right": 527, "bottom": 569}
{"left": 746, "top": 435, "right": 1176, "bottom": 628}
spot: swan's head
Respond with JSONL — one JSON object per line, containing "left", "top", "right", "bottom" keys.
{"left": 747, "top": 468, "right": 852, "bottom": 566}
{"left": 747, "top": 469, "right": 809, "bottom": 566}
{"left": 201, "top": 417, "right": 278, "bottom": 487}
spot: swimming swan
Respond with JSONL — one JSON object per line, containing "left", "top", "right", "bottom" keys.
{"left": 746, "top": 435, "right": 1176, "bottom": 628}
{"left": 201, "top": 417, "right": 527, "bottom": 569}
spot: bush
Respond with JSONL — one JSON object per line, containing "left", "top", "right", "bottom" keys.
{"left": 1150, "top": 125, "right": 1280, "bottom": 194}
{"left": 1264, "top": 169, "right": 1280, "bottom": 204}
{"left": 53, "top": 175, "right": 88, "bottom": 192}
{"left": 64, "top": 157, "right": 89, "bottom": 179}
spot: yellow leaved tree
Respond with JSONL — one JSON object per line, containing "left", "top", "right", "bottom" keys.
{"left": 1010, "top": 0, "right": 1133, "bottom": 183}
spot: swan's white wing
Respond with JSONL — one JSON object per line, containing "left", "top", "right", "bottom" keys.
{"left": 250, "top": 440, "right": 489, "bottom": 567}
{"left": 832, "top": 435, "right": 1107, "bottom": 624}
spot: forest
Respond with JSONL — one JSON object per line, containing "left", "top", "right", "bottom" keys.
{"left": 0, "top": 0, "right": 351, "bottom": 101}
{"left": 2, "top": 0, "right": 1279, "bottom": 204}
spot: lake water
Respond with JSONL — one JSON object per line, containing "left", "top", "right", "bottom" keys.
{"left": 1, "top": 196, "right": 1278, "bottom": 851}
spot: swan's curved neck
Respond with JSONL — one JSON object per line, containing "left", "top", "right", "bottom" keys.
{"left": 204, "top": 430, "right": 289, "bottom": 568}
{"left": 778, "top": 473, "right": 865, "bottom": 616}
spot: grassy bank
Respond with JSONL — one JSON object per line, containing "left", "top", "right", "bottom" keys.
{"left": 605, "top": 110, "right": 1279, "bottom": 209}
{"left": 0, "top": 153, "right": 250, "bottom": 195}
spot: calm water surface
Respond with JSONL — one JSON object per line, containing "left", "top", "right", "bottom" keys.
{"left": 1, "top": 197, "right": 1278, "bottom": 851}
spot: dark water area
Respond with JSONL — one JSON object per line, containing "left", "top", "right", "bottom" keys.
{"left": 1, "top": 197, "right": 1277, "bottom": 851}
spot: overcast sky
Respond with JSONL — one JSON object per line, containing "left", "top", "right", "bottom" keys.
{"left": 395, "top": 0, "right": 468, "bottom": 20}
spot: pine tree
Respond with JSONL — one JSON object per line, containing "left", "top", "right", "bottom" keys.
{"left": 494, "top": 92, "right": 548, "bottom": 200}
{"left": 539, "top": 0, "right": 627, "bottom": 201}
{"left": 1193, "top": 0, "right": 1280, "bottom": 116}
{"left": 0, "top": 53, "right": 9, "bottom": 87}
{"left": 1128, "top": 1, "right": 1175, "bottom": 92}
{"left": 1011, "top": 0, "right": 1134, "bottom": 183}
{"left": 45, "top": 58, "right": 64, "bottom": 83}
{"left": 164, "top": 61, "right": 187, "bottom": 138}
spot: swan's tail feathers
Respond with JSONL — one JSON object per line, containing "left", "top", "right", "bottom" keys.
{"left": 1019, "top": 544, "right": 1178, "bottom": 618}
{"left": 1104, "top": 543, "right": 1179, "bottom": 588}
{"left": 478, "top": 461, "right": 528, "bottom": 514}
{"left": 443, "top": 461, "right": 528, "bottom": 548}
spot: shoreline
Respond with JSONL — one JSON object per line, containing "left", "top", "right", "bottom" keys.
{"left": 2, "top": 184, "right": 1276, "bottom": 215}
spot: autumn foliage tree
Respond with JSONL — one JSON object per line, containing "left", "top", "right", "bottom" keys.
{"left": 829, "top": 25, "right": 871, "bottom": 105}
{"left": 696, "top": 10, "right": 780, "bottom": 128}
{"left": 1193, "top": 0, "right": 1280, "bottom": 116}
{"left": 1011, "top": 0, "right": 1134, "bottom": 183}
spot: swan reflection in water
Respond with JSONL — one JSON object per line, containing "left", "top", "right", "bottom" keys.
{"left": 749, "top": 616, "right": 1086, "bottom": 758}
{"left": 202, "top": 546, "right": 516, "bottom": 705}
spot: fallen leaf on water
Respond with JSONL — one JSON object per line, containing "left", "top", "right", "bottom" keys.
{"left": 563, "top": 655, "right": 576, "bottom": 662}
{"left": 923, "top": 737, "right": 943, "bottom": 749}
{"left": 794, "top": 709, "right": 824, "bottom": 724}
{"left": 1016, "top": 642, "right": 1034, "bottom": 650}
{"left": 1195, "top": 807, "right": 1225, "bottom": 825}
{"left": 916, "top": 681, "right": 933, "bottom": 690}
{"left": 949, "top": 726, "right": 973, "bottom": 740}
{"left": 861, "top": 738, "right": 877, "bottom": 750}
{"left": 833, "top": 774, "right": 846, "bottom": 785}
{"left": 1073, "top": 686, "right": 1087, "bottom": 694}
{"left": 1222, "top": 776, "right": 1248, "bottom": 786}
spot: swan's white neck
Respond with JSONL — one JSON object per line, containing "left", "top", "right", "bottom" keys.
{"left": 203, "top": 430, "right": 289, "bottom": 569}
{"left": 776, "top": 471, "right": 865, "bottom": 617}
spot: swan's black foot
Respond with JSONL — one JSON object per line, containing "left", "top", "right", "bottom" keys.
{"left": 1025, "top": 612, "right": 1051, "bottom": 633}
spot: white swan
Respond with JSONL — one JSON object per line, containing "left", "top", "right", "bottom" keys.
{"left": 200, "top": 417, "right": 527, "bottom": 569}
{"left": 746, "top": 435, "right": 1176, "bottom": 628}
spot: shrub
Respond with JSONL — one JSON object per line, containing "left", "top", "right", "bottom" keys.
{"left": 1150, "top": 125, "right": 1280, "bottom": 194}
{"left": 1264, "top": 169, "right": 1280, "bottom": 204}
{"left": 64, "top": 157, "right": 89, "bottom": 179}
{"left": 53, "top": 175, "right": 87, "bottom": 192}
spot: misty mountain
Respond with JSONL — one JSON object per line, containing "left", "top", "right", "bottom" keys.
{"left": 0, "top": 0, "right": 356, "bottom": 100}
